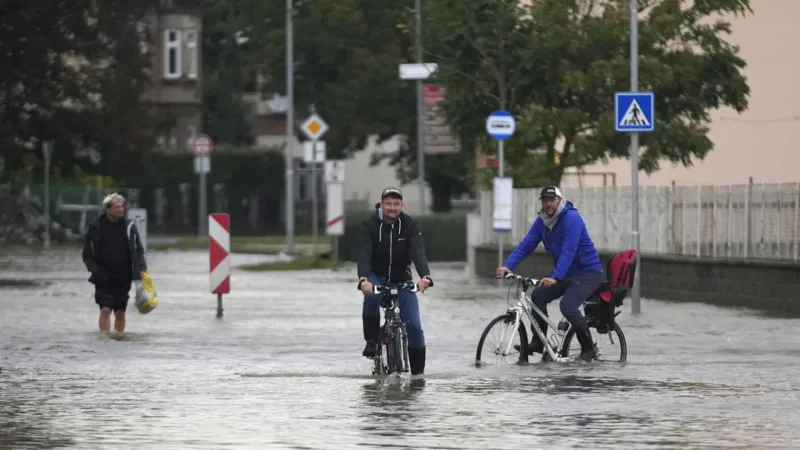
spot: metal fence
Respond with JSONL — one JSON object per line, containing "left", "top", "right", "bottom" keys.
{"left": 24, "top": 182, "right": 372, "bottom": 236}
{"left": 478, "top": 181, "right": 800, "bottom": 261}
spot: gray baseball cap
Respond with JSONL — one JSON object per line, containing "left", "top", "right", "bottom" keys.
{"left": 381, "top": 187, "right": 403, "bottom": 200}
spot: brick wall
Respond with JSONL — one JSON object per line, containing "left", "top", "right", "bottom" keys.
{"left": 474, "top": 245, "right": 800, "bottom": 316}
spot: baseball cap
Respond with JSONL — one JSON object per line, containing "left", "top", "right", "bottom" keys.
{"left": 381, "top": 187, "right": 403, "bottom": 200}
{"left": 539, "top": 185, "right": 563, "bottom": 199}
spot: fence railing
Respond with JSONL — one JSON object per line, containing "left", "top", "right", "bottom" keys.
{"left": 25, "top": 183, "right": 373, "bottom": 236}
{"left": 477, "top": 181, "right": 800, "bottom": 261}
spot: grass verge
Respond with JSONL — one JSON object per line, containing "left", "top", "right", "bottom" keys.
{"left": 238, "top": 254, "right": 348, "bottom": 272}
{"left": 149, "top": 235, "right": 331, "bottom": 255}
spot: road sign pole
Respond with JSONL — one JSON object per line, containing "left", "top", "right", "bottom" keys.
{"left": 630, "top": 0, "right": 642, "bottom": 315}
{"left": 192, "top": 134, "right": 214, "bottom": 238}
{"left": 42, "top": 141, "right": 52, "bottom": 249}
{"left": 198, "top": 169, "right": 207, "bottom": 237}
{"left": 311, "top": 141, "right": 319, "bottom": 258}
{"left": 497, "top": 139, "right": 504, "bottom": 270}
{"left": 285, "top": 0, "right": 296, "bottom": 255}
{"left": 485, "top": 111, "right": 515, "bottom": 275}
{"left": 414, "top": 0, "right": 425, "bottom": 216}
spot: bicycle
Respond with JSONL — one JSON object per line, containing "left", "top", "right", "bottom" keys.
{"left": 475, "top": 250, "right": 635, "bottom": 366}
{"left": 359, "top": 280, "right": 426, "bottom": 376}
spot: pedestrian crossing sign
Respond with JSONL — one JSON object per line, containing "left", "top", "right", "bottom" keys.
{"left": 615, "top": 92, "right": 655, "bottom": 132}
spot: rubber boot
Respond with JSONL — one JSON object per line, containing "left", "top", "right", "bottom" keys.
{"left": 574, "top": 323, "right": 596, "bottom": 361}
{"left": 409, "top": 346, "right": 426, "bottom": 375}
{"left": 362, "top": 315, "right": 380, "bottom": 358}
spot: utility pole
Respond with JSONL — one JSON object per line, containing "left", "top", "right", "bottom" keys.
{"left": 284, "top": 0, "right": 295, "bottom": 253}
{"left": 629, "top": 0, "right": 642, "bottom": 314}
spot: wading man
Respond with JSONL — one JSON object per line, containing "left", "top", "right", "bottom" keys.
{"left": 82, "top": 193, "right": 147, "bottom": 334}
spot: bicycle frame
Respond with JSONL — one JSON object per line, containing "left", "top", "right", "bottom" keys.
{"left": 501, "top": 275, "right": 574, "bottom": 363}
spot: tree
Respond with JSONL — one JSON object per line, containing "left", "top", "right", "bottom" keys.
{"left": 416, "top": 0, "right": 539, "bottom": 194}
{"left": 423, "top": 0, "right": 752, "bottom": 188}
{"left": 200, "top": 0, "right": 254, "bottom": 146}
{"left": 249, "top": 0, "right": 414, "bottom": 159}
{"left": 0, "top": 1, "right": 156, "bottom": 183}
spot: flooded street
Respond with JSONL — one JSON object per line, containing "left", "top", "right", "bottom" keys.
{"left": 1, "top": 247, "right": 799, "bottom": 449}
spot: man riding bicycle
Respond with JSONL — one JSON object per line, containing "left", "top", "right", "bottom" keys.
{"left": 356, "top": 187, "right": 433, "bottom": 375}
{"left": 496, "top": 186, "right": 603, "bottom": 361}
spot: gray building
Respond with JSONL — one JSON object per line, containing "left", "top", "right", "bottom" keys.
{"left": 141, "top": 0, "right": 203, "bottom": 154}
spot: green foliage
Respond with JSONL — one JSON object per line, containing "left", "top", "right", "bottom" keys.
{"left": 0, "top": 1, "right": 156, "bottom": 180}
{"left": 338, "top": 212, "right": 467, "bottom": 262}
{"left": 250, "top": 0, "right": 414, "bottom": 159}
{"left": 200, "top": 0, "right": 255, "bottom": 145}
{"left": 423, "top": 0, "right": 752, "bottom": 188}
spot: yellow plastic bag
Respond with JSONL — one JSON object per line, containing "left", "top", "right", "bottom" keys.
{"left": 134, "top": 271, "right": 159, "bottom": 314}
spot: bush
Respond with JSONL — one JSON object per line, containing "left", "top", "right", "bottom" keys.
{"left": 338, "top": 212, "right": 467, "bottom": 262}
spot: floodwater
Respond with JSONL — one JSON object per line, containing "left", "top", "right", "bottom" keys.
{"left": 1, "top": 248, "right": 799, "bottom": 450}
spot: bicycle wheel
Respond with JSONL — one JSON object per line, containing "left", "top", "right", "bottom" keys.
{"left": 400, "top": 325, "right": 410, "bottom": 373}
{"left": 562, "top": 323, "right": 627, "bottom": 362}
{"left": 475, "top": 313, "right": 529, "bottom": 367}
{"left": 392, "top": 328, "right": 405, "bottom": 373}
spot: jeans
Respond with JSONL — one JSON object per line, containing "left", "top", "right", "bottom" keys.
{"left": 362, "top": 273, "right": 425, "bottom": 349}
{"left": 530, "top": 271, "right": 604, "bottom": 333}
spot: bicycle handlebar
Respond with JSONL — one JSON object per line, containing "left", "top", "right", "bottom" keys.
{"left": 356, "top": 279, "right": 431, "bottom": 294}
{"left": 496, "top": 271, "right": 540, "bottom": 286}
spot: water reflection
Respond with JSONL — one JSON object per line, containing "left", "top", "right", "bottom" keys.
{"left": 0, "top": 382, "right": 76, "bottom": 449}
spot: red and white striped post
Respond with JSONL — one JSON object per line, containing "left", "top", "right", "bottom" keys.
{"left": 209, "top": 213, "right": 230, "bottom": 318}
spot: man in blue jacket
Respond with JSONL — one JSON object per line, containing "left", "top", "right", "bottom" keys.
{"left": 496, "top": 185, "right": 603, "bottom": 361}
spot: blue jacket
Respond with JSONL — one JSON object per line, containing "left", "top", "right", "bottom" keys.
{"left": 503, "top": 201, "right": 602, "bottom": 280}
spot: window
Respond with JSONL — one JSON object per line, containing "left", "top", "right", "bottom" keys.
{"left": 185, "top": 31, "right": 198, "bottom": 79}
{"left": 163, "top": 29, "right": 181, "bottom": 79}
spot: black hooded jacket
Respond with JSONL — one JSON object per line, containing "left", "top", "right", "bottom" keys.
{"left": 356, "top": 205, "right": 432, "bottom": 284}
{"left": 82, "top": 213, "right": 147, "bottom": 284}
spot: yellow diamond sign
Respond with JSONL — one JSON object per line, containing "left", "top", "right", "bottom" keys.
{"left": 300, "top": 113, "right": 329, "bottom": 141}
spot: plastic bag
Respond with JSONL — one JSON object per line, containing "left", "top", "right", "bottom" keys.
{"left": 134, "top": 271, "right": 159, "bottom": 314}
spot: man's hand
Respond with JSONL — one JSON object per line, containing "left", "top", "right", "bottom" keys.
{"left": 359, "top": 277, "right": 374, "bottom": 294}
{"left": 496, "top": 266, "right": 511, "bottom": 278}
{"left": 540, "top": 277, "right": 557, "bottom": 287}
{"left": 418, "top": 276, "right": 432, "bottom": 293}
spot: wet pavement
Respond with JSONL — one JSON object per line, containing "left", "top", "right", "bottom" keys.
{"left": 1, "top": 247, "right": 799, "bottom": 450}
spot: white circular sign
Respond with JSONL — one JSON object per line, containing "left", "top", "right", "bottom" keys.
{"left": 193, "top": 134, "right": 214, "bottom": 156}
{"left": 485, "top": 111, "right": 516, "bottom": 141}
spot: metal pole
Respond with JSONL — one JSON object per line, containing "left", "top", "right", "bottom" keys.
{"left": 284, "top": 0, "right": 296, "bottom": 253}
{"left": 216, "top": 293, "right": 224, "bottom": 318}
{"left": 414, "top": 0, "right": 426, "bottom": 216}
{"left": 333, "top": 235, "right": 339, "bottom": 262}
{"left": 311, "top": 145, "right": 319, "bottom": 257}
{"left": 630, "top": 0, "right": 642, "bottom": 314}
{"left": 43, "top": 145, "right": 51, "bottom": 249}
{"left": 497, "top": 140, "right": 504, "bottom": 270}
{"left": 198, "top": 168, "right": 207, "bottom": 236}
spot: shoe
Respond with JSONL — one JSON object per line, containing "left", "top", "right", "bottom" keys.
{"left": 514, "top": 336, "right": 545, "bottom": 355}
{"left": 362, "top": 341, "right": 378, "bottom": 358}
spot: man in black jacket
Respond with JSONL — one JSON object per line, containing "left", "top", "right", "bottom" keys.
{"left": 82, "top": 193, "right": 147, "bottom": 334}
{"left": 357, "top": 187, "right": 433, "bottom": 375}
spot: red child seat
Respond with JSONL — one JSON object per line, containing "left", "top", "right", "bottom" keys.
{"left": 598, "top": 248, "right": 637, "bottom": 306}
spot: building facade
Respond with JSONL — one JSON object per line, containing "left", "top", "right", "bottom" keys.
{"left": 141, "top": 0, "right": 203, "bottom": 154}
